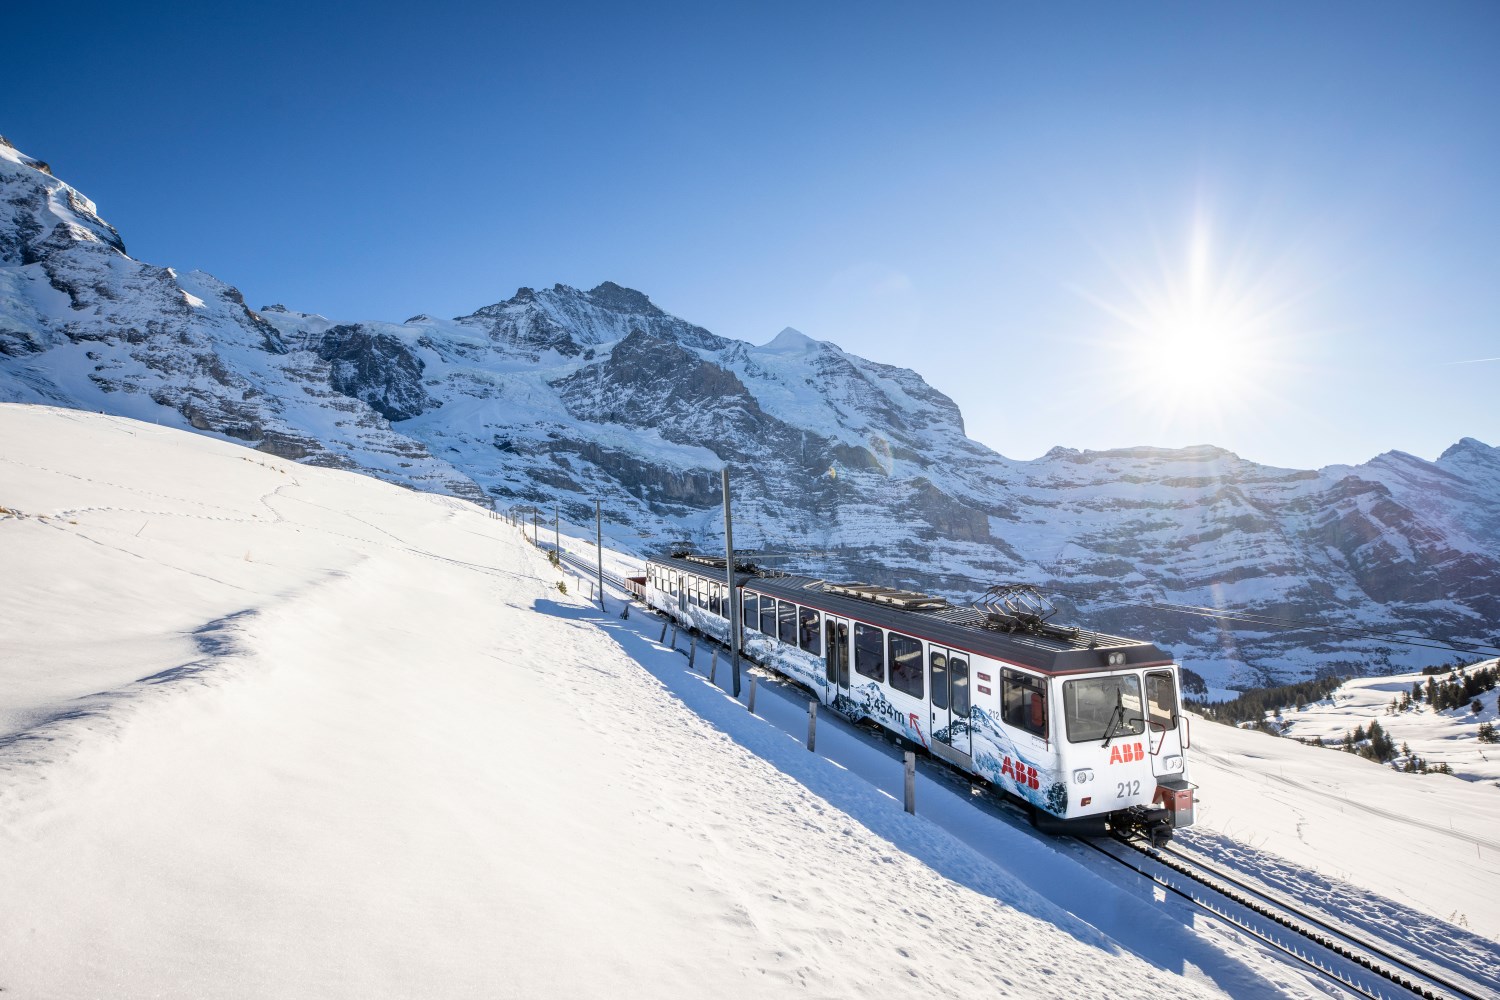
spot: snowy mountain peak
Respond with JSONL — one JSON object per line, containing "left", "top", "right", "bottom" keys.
{"left": 0, "top": 134, "right": 53, "bottom": 175}
{"left": 0, "top": 136, "right": 127, "bottom": 265}
{"left": 584, "top": 281, "right": 659, "bottom": 315}
{"left": 759, "top": 326, "right": 818, "bottom": 353}
{"left": 454, "top": 281, "right": 726, "bottom": 356}
{"left": 1439, "top": 436, "right": 1496, "bottom": 462}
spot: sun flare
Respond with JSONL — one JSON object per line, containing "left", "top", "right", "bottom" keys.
{"left": 1084, "top": 209, "right": 1289, "bottom": 423}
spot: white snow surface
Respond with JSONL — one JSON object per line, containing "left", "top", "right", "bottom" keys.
{"left": 3, "top": 403, "right": 1498, "bottom": 998}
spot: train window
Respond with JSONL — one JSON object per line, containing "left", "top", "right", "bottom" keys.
{"left": 853, "top": 623, "right": 884, "bottom": 682}
{"left": 709, "top": 583, "right": 723, "bottom": 617}
{"left": 950, "top": 656, "right": 970, "bottom": 717}
{"left": 1063, "top": 675, "right": 1145, "bottom": 744}
{"left": 743, "top": 592, "right": 759, "bottom": 631}
{"left": 1146, "top": 671, "right": 1178, "bottom": 731}
{"left": 798, "top": 606, "right": 822, "bottom": 655}
{"left": 888, "top": 632, "right": 923, "bottom": 699}
{"left": 1002, "top": 669, "right": 1048, "bottom": 738}
{"left": 778, "top": 600, "right": 798, "bottom": 645}
{"left": 930, "top": 650, "right": 949, "bottom": 710}
{"left": 761, "top": 596, "right": 778, "bottom": 637}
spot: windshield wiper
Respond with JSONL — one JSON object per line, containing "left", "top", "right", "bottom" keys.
{"left": 1100, "top": 689, "right": 1127, "bottom": 748}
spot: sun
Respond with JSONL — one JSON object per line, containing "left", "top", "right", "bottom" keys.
{"left": 1086, "top": 210, "right": 1286, "bottom": 419}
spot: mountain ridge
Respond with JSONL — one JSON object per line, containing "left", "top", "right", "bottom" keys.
{"left": 2, "top": 136, "right": 1496, "bottom": 691}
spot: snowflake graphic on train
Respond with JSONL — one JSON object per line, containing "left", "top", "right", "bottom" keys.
{"left": 642, "top": 552, "right": 1194, "bottom": 840}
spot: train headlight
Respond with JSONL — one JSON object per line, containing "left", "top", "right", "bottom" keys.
{"left": 1072, "top": 768, "right": 1094, "bottom": 784}
{"left": 1163, "top": 754, "right": 1184, "bottom": 773}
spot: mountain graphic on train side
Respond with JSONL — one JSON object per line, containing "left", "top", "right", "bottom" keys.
{"left": 2, "top": 133, "right": 1498, "bottom": 693}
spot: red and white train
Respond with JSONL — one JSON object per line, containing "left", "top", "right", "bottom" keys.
{"left": 640, "top": 551, "right": 1195, "bottom": 840}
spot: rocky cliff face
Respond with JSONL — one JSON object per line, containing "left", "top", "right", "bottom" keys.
{"left": 2, "top": 135, "right": 1496, "bottom": 691}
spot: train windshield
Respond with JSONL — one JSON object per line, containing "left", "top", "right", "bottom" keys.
{"left": 1063, "top": 674, "right": 1145, "bottom": 744}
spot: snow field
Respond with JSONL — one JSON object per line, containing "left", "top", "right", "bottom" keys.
{"left": 1187, "top": 716, "right": 1500, "bottom": 951}
{"left": 1271, "top": 669, "right": 1500, "bottom": 786}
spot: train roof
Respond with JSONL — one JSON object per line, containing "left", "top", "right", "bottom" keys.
{"left": 743, "top": 573, "right": 1174, "bottom": 676}
{"left": 650, "top": 552, "right": 759, "bottom": 577}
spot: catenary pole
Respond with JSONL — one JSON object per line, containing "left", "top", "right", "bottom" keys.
{"left": 595, "top": 498, "right": 605, "bottom": 611}
{"left": 722, "top": 467, "right": 741, "bottom": 698}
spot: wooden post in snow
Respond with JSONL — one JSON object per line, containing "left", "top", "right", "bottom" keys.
{"left": 722, "top": 468, "right": 742, "bottom": 698}
{"left": 904, "top": 752, "right": 916, "bottom": 814}
{"left": 807, "top": 700, "right": 817, "bottom": 752}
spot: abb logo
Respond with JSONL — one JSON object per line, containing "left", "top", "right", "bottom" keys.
{"left": 1000, "top": 756, "right": 1040, "bottom": 790}
{"left": 1108, "top": 742, "right": 1146, "bottom": 765}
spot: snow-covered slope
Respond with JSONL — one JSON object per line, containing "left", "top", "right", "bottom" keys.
{"left": 2, "top": 135, "right": 1498, "bottom": 691}
{"left": 6, "top": 404, "right": 1499, "bottom": 998}
{"left": 1263, "top": 664, "right": 1500, "bottom": 786}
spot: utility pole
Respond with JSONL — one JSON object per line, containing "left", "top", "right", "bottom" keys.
{"left": 722, "top": 467, "right": 741, "bottom": 698}
{"left": 554, "top": 503, "right": 559, "bottom": 553}
{"left": 595, "top": 498, "right": 605, "bottom": 611}
{"left": 532, "top": 509, "right": 538, "bottom": 546}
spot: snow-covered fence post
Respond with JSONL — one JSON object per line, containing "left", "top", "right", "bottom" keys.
{"left": 904, "top": 752, "right": 916, "bottom": 814}
{"left": 688, "top": 639, "right": 697, "bottom": 670}
{"left": 748, "top": 675, "right": 758, "bottom": 715}
{"left": 807, "top": 700, "right": 817, "bottom": 752}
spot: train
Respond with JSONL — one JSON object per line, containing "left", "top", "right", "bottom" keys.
{"left": 637, "top": 550, "right": 1196, "bottom": 841}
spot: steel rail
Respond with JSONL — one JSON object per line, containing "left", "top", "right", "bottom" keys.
{"left": 1155, "top": 843, "right": 1490, "bottom": 1000}
{"left": 1084, "top": 836, "right": 1478, "bottom": 1000}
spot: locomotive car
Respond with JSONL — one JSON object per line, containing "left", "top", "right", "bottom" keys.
{"left": 644, "top": 552, "right": 1195, "bottom": 840}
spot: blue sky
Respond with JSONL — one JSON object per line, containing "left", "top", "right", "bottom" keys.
{"left": 8, "top": 1, "right": 1497, "bottom": 469}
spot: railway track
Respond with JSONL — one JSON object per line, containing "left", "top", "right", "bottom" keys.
{"left": 1080, "top": 835, "right": 1489, "bottom": 1000}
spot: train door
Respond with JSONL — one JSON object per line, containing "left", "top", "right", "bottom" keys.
{"left": 929, "top": 645, "right": 972, "bottom": 764}
{"left": 1145, "top": 670, "right": 1187, "bottom": 775}
{"left": 825, "top": 617, "right": 851, "bottom": 703}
